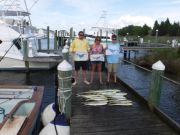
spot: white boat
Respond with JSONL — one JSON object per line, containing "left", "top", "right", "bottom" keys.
{"left": 0, "top": 85, "right": 44, "bottom": 135}
{"left": 0, "top": 0, "right": 62, "bottom": 70}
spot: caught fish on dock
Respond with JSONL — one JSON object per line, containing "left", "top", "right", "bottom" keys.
{"left": 84, "top": 101, "right": 108, "bottom": 106}
{"left": 77, "top": 89, "right": 133, "bottom": 106}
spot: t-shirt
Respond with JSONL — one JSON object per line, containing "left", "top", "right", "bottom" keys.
{"left": 106, "top": 42, "right": 120, "bottom": 64}
{"left": 91, "top": 44, "right": 103, "bottom": 54}
{"left": 69, "top": 38, "right": 90, "bottom": 53}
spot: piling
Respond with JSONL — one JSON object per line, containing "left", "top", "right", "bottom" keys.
{"left": 148, "top": 60, "right": 165, "bottom": 111}
{"left": 54, "top": 30, "right": 57, "bottom": 50}
{"left": 83, "top": 28, "right": 85, "bottom": 34}
{"left": 47, "top": 26, "right": 50, "bottom": 52}
{"left": 38, "top": 39, "right": 41, "bottom": 51}
{"left": 69, "top": 27, "right": 73, "bottom": 44}
{"left": 57, "top": 60, "right": 72, "bottom": 120}
{"left": 23, "top": 40, "right": 29, "bottom": 70}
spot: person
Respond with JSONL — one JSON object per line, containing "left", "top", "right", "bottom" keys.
{"left": 69, "top": 31, "right": 90, "bottom": 85}
{"left": 90, "top": 36, "right": 104, "bottom": 84}
{"left": 106, "top": 34, "right": 120, "bottom": 83}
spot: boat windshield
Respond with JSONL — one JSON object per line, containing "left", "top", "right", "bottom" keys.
{"left": 0, "top": 88, "right": 34, "bottom": 123}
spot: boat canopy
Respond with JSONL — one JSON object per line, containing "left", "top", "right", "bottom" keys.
{"left": 0, "top": 10, "right": 30, "bottom": 16}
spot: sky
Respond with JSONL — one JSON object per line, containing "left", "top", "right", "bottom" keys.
{"left": 1, "top": 0, "right": 180, "bottom": 33}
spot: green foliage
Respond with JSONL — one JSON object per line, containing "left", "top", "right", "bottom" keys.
{"left": 136, "top": 48, "right": 180, "bottom": 76}
{"left": 118, "top": 18, "right": 180, "bottom": 37}
{"left": 118, "top": 25, "right": 151, "bottom": 37}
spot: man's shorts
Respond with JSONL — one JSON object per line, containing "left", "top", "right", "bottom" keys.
{"left": 74, "top": 61, "right": 88, "bottom": 71}
{"left": 91, "top": 61, "right": 102, "bottom": 65}
{"left": 107, "top": 64, "right": 117, "bottom": 73}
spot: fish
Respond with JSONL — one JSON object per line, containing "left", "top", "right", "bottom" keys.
{"left": 109, "top": 102, "right": 133, "bottom": 106}
{"left": 109, "top": 100, "right": 132, "bottom": 104}
{"left": 84, "top": 101, "right": 108, "bottom": 106}
{"left": 81, "top": 89, "right": 121, "bottom": 94}
{"left": 77, "top": 89, "right": 133, "bottom": 106}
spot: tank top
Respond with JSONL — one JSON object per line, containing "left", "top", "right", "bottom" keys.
{"left": 91, "top": 44, "right": 103, "bottom": 54}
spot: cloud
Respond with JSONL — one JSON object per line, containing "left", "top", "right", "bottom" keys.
{"left": 108, "top": 15, "right": 154, "bottom": 29}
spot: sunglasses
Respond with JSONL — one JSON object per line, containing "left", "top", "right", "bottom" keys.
{"left": 96, "top": 40, "right": 100, "bottom": 41}
{"left": 79, "top": 34, "right": 84, "bottom": 36}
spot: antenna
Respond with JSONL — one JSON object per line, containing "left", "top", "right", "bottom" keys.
{"left": 23, "top": 0, "right": 31, "bottom": 25}
{"left": 94, "top": 10, "right": 108, "bottom": 29}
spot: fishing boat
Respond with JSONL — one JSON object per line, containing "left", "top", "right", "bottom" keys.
{"left": 0, "top": 85, "right": 44, "bottom": 135}
{"left": 0, "top": 0, "right": 62, "bottom": 70}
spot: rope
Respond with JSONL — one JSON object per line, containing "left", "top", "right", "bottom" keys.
{"left": 57, "top": 75, "right": 72, "bottom": 114}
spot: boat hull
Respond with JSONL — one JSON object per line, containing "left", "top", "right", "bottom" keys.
{"left": 0, "top": 57, "right": 60, "bottom": 70}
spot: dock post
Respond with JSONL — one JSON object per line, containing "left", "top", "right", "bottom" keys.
{"left": 148, "top": 60, "right": 165, "bottom": 111}
{"left": 47, "top": 26, "right": 50, "bottom": 53}
{"left": 100, "top": 29, "right": 102, "bottom": 37}
{"left": 106, "top": 31, "right": 108, "bottom": 43}
{"left": 83, "top": 28, "right": 85, "bottom": 34}
{"left": 23, "top": 40, "right": 29, "bottom": 70}
{"left": 57, "top": 60, "right": 72, "bottom": 120}
{"left": 69, "top": 27, "right": 73, "bottom": 45}
{"left": 57, "top": 31, "right": 60, "bottom": 48}
{"left": 54, "top": 30, "right": 58, "bottom": 51}
{"left": 38, "top": 39, "right": 41, "bottom": 51}
{"left": 128, "top": 50, "right": 131, "bottom": 59}
{"left": 124, "top": 50, "right": 127, "bottom": 59}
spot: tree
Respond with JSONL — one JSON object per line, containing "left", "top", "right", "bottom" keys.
{"left": 151, "top": 20, "right": 159, "bottom": 36}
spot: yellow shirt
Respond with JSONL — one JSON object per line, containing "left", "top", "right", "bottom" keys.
{"left": 69, "top": 38, "right": 90, "bottom": 53}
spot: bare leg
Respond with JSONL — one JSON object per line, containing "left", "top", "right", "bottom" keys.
{"left": 90, "top": 64, "right": 96, "bottom": 83}
{"left": 74, "top": 70, "right": 79, "bottom": 83}
{"left": 114, "top": 72, "right": 117, "bottom": 83}
{"left": 97, "top": 64, "right": 102, "bottom": 83}
{"left": 107, "top": 72, "right": 110, "bottom": 82}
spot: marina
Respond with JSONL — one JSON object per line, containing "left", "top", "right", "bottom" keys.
{"left": 0, "top": 0, "right": 63, "bottom": 70}
{"left": 0, "top": 0, "right": 180, "bottom": 135}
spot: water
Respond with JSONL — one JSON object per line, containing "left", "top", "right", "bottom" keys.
{"left": 117, "top": 60, "right": 180, "bottom": 125}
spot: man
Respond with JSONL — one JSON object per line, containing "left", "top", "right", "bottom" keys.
{"left": 69, "top": 31, "right": 90, "bottom": 85}
{"left": 106, "top": 34, "right": 120, "bottom": 83}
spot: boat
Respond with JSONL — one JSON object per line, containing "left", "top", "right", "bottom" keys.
{"left": 0, "top": 0, "right": 62, "bottom": 70}
{"left": 0, "top": 85, "right": 44, "bottom": 135}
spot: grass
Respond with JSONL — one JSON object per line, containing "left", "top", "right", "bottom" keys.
{"left": 135, "top": 48, "right": 180, "bottom": 76}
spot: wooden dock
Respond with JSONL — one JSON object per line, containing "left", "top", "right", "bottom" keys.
{"left": 122, "top": 46, "right": 175, "bottom": 51}
{"left": 70, "top": 71, "right": 178, "bottom": 135}
{"left": 26, "top": 56, "right": 62, "bottom": 62}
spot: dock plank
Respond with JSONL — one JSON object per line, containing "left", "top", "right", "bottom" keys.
{"left": 71, "top": 71, "right": 178, "bottom": 135}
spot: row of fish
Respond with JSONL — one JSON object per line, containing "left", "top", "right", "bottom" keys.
{"left": 77, "top": 89, "right": 133, "bottom": 106}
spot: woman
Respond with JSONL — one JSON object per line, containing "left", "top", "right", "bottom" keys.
{"left": 90, "top": 36, "right": 104, "bottom": 84}
{"left": 106, "top": 34, "right": 120, "bottom": 83}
